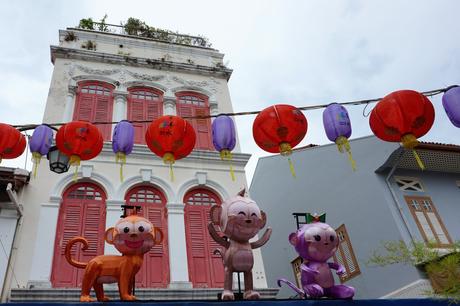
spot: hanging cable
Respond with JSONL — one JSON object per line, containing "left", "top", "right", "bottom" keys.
{"left": 10, "top": 85, "right": 454, "bottom": 130}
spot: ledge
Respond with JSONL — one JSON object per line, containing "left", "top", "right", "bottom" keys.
{"left": 51, "top": 46, "right": 233, "bottom": 80}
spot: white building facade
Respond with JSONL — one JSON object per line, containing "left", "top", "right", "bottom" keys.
{"left": 5, "top": 27, "right": 269, "bottom": 298}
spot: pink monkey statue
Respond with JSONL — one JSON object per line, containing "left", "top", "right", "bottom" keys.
{"left": 208, "top": 190, "right": 272, "bottom": 300}
{"left": 278, "top": 213, "right": 355, "bottom": 299}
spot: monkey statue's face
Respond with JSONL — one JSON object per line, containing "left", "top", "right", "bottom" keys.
{"left": 105, "top": 215, "right": 163, "bottom": 256}
{"left": 289, "top": 222, "right": 338, "bottom": 263}
{"left": 211, "top": 195, "right": 267, "bottom": 243}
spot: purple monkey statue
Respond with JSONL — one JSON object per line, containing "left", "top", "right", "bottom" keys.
{"left": 278, "top": 213, "right": 355, "bottom": 299}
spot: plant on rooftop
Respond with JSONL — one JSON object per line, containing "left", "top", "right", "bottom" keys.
{"left": 78, "top": 18, "right": 94, "bottom": 30}
{"left": 368, "top": 240, "right": 460, "bottom": 303}
{"left": 97, "top": 14, "right": 109, "bottom": 32}
{"left": 64, "top": 31, "right": 77, "bottom": 42}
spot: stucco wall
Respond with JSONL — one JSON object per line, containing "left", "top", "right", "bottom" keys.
{"left": 249, "top": 136, "right": 425, "bottom": 298}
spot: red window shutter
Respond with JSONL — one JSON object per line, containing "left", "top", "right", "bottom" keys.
{"left": 176, "top": 93, "right": 213, "bottom": 150}
{"left": 125, "top": 185, "right": 169, "bottom": 288}
{"left": 127, "top": 89, "right": 163, "bottom": 144}
{"left": 73, "top": 82, "right": 114, "bottom": 141}
{"left": 94, "top": 95, "right": 112, "bottom": 140}
{"left": 184, "top": 189, "right": 224, "bottom": 288}
{"left": 73, "top": 95, "right": 94, "bottom": 122}
{"left": 51, "top": 183, "right": 106, "bottom": 288}
{"left": 128, "top": 100, "right": 145, "bottom": 144}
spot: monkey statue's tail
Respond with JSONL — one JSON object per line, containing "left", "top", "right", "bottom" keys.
{"left": 277, "top": 278, "right": 305, "bottom": 298}
{"left": 65, "top": 237, "right": 89, "bottom": 269}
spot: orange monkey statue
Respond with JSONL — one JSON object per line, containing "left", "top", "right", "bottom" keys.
{"left": 65, "top": 214, "right": 163, "bottom": 302}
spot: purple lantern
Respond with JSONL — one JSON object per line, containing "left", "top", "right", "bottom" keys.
{"left": 442, "top": 86, "right": 460, "bottom": 127}
{"left": 29, "top": 124, "right": 54, "bottom": 177}
{"left": 322, "top": 103, "right": 356, "bottom": 170}
{"left": 112, "top": 120, "right": 134, "bottom": 181}
{"left": 212, "top": 115, "right": 236, "bottom": 181}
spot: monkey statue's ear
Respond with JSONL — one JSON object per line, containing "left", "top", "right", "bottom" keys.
{"left": 238, "top": 188, "right": 246, "bottom": 197}
{"left": 153, "top": 227, "right": 163, "bottom": 245}
{"left": 210, "top": 205, "right": 222, "bottom": 226}
{"left": 289, "top": 232, "right": 298, "bottom": 246}
{"left": 260, "top": 210, "right": 267, "bottom": 228}
{"left": 105, "top": 227, "right": 116, "bottom": 245}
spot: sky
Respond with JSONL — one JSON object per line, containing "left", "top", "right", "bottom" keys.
{"left": 1, "top": 0, "right": 460, "bottom": 185}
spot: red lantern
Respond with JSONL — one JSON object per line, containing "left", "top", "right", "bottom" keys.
{"left": 252, "top": 104, "right": 308, "bottom": 177}
{"left": 145, "top": 115, "right": 196, "bottom": 181}
{"left": 56, "top": 121, "right": 103, "bottom": 178}
{"left": 370, "top": 90, "right": 435, "bottom": 169}
{"left": 0, "top": 123, "right": 26, "bottom": 164}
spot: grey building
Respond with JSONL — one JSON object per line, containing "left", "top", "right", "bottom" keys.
{"left": 249, "top": 135, "right": 460, "bottom": 299}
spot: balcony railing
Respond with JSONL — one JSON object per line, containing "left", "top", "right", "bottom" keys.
{"left": 76, "top": 22, "right": 212, "bottom": 49}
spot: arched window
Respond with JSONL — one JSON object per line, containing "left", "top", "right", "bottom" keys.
{"left": 184, "top": 188, "right": 224, "bottom": 288}
{"left": 51, "top": 182, "right": 106, "bottom": 288}
{"left": 176, "top": 92, "right": 213, "bottom": 150}
{"left": 125, "top": 185, "right": 169, "bottom": 288}
{"left": 74, "top": 81, "right": 114, "bottom": 141}
{"left": 128, "top": 88, "right": 163, "bottom": 144}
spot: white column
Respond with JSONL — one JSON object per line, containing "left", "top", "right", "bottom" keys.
{"left": 209, "top": 100, "right": 219, "bottom": 122}
{"left": 104, "top": 200, "right": 125, "bottom": 255}
{"left": 28, "top": 200, "right": 60, "bottom": 288}
{"left": 166, "top": 202, "right": 192, "bottom": 289}
{"left": 62, "top": 85, "right": 77, "bottom": 122}
{"left": 163, "top": 96, "right": 177, "bottom": 116}
{"left": 113, "top": 91, "right": 128, "bottom": 122}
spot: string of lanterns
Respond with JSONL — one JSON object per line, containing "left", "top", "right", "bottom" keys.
{"left": 0, "top": 85, "right": 458, "bottom": 181}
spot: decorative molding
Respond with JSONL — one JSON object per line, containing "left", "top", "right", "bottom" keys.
{"left": 122, "top": 80, "right": 167, "bottom": 93}
{"left": 50, "top": 171, "right": 115, "bottom": 200}
{"left": 170, "top": 76, "right": 218, "bottom": 94}
{"left": 52, "top": 46, "right": 233, "bottom": 81}
{"left": 195, "top": 172, "right": 207, "bottom": 185}
{"left": 140, "top": 169, "right": 152, "bottom": 182}
{"left": 81, "top": 165, "right": 93, "bottom": 178}
{"left": 166, "top": 202, "right": 186, "bottom": 215}
{"left": 75, "top": 64, "right": 120, "bottom": 76}
{"left": 113, "top": 90, "right": 128, "bottom": 100}
{"left": 116, "top": 175, "right": 174, "bottom": 203}
{"left": 125, "top": 70, "right": 165, "bottom": 82}
{"left": 176, "top": 178, "right": 229, "bottom": 203}
{"left": 67, "top": 85, "right": 77, "bottom": 96}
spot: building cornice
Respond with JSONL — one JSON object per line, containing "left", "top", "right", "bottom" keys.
{"left": 97, "top": 142, "right": 251, "bottom": 167}
{"left": 51, "top": 46, "right": 233, "bottom": 80}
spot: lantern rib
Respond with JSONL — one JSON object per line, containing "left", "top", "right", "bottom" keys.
{"left": 9, "top": 86, "right": 453, "bottom": 130}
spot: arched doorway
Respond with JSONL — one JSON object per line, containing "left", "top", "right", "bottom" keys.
{"left": 125, "top": 185, "right": 169, "bottom": 288}
{"left": 51, "top": 182, "right": 107, "bottom": 288}
{"left": 184, "top": 188, "right": 224, "bottom": 288}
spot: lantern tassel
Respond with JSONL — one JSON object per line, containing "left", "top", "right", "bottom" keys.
{"left": 169, "top": 164, "right": 175, "bottom": 182}
{"left": 287, "top": 157, "right": 296, "bottom": 178}
{"left": 336, "top": 136, "right": 357, "bottom": 171}
{"left": 412, "top": 149, "right": 425, "bottom": 170}
{"left": 401, "top": 134, "right": 425, "bottom": 170}
{"left": 163, "top": 153, "right": 175, "bottom": 182}
{"left": 115, "top": 152, "right": 127, "bottom": 182}
{"left": 31, "top": 152, "right": 42, "bottom": 179}
{"left": 69, "top": 155, "right": 81, "bottom": 182}
{"left": 220, "top": 150, "right": 235, "bottom": 181}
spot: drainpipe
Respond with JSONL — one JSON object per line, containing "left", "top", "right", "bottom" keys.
{"left": 1, "top": 183, "right": 23, "bottom": 302}
{"left": 384, "top": 149, "right": 417, "bottom": 244}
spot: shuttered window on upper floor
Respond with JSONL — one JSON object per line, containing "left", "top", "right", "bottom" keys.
{"left": 127, "top": 88, "right": 163, "bottom": 144}
{"left": 404, "top": 196, "right": 452, "bottom": 247}
{"left": 176, "top": 92, "right": 213, "bottom": 150}
{"left": 74, "top": 82, "right": 114, "bottom": 141}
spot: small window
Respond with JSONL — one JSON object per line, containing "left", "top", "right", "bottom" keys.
{"left": 332, "top": 224, "right": 361, "bottom": 283}
{"left": 395, "top": 176, "right": 424, "bottom": 192}
{"left": 404, "top": 196, "right": 452, "bottom": 247}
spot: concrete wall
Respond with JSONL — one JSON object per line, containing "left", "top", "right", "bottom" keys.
{"left": 249, "top": 136, "right": 425, "bottom": 299}
{"left": 0, "top": 210, "right": 18, "bottom": 294}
